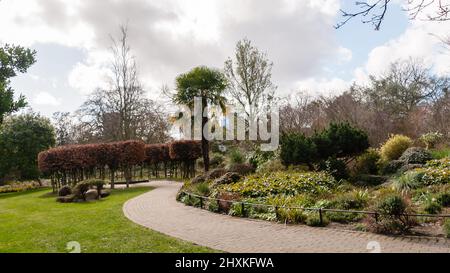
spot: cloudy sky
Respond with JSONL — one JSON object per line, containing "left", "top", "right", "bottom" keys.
{"left": 1, "top": 0, "right": 449, "bottom": 117}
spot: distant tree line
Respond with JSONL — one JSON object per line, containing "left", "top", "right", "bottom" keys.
{"left": 280, "top": 59, "right": 450, "bottom": 146}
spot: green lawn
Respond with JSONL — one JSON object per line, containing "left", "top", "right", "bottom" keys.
{"left": 0, "top": 187, "right": 216, "bottom": 253}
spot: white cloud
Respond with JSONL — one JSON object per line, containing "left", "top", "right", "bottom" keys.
{"left": 294, "top": 77, "right": 351, "bottom": 97}
{"left": 32, "top": 92, "right": 62, "bottom": 106}
{"left": 357, "top": 20, "right": 450, "bottom": 80}
{"left": 2, "top": 0, "right": 446, "bottom": 109}
{"left": 1, "top": 0, "right": 344, "bottom": 96}
{"left": 338, "top": 47, "right": 353, "bottom": 63}
{"left": 68, "top": 62, "right": 110, "bottom": 95}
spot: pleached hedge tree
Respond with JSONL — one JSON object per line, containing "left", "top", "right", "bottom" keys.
{"left": 144, "top": 144, "right": 171, "bottom": 178}
{"left": 38, "top": 140, "right": 201, "bottom": 192}
{"left": 169, "top": 140, "right": 202, "bottom": 179}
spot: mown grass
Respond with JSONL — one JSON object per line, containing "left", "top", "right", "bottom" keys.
{"left": 0, "top": 187, "right": 216, "bottom": 253}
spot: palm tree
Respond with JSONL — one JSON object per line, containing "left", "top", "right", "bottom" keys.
{"left": 174, "top": 66, "right": 228, "bottom": 172}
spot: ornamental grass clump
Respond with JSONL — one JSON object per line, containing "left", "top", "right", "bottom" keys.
{"left": 379, "top": 134, "right": 413, "bottom": 162}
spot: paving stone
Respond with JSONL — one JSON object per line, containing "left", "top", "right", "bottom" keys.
{"left": 123, "top": 181, "right": 450, "bottom": 253}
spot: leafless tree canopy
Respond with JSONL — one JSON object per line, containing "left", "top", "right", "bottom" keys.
{"left": 336, "top": 0, "right": 450, "bottom": 30}
{"left": 52, "top": 112, "right": 74, "bottom": 146}
{"left": 74, "top": 25, "right": 171, "bottom": 144}
{"left": 280, "top": 59, "right": 450, "bottom": 145}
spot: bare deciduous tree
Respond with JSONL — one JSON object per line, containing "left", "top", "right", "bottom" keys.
{"left": 224, "top": 39, "right": 277, "bottom": 121}
{"left": 52, "top": 112, "right": 74, "bottom": 146}
{"left": 76, "top": 25, "right": 171, "bottom": 144}
{"left": 336, "top": 0, "right": 449, "bottom": 30}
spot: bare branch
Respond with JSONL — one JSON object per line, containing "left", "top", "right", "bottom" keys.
{"left": 337, "top": 0, "right": 449, "bottom": 31}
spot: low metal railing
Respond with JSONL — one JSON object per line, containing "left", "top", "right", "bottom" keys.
{"left": 181, "top": 191, "right": 450, "bottom": 226}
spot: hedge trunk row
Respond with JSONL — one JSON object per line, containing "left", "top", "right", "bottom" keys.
{"left": 38, "top": 140, "right": 202, "bottom": 191}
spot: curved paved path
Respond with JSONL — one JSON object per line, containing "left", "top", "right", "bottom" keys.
{"left": 123, "top": 181, "right": 450, "bottom": 253}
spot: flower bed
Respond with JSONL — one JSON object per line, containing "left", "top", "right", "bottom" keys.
{"left": 219, "top": 171, "right": 338, "bottom": 198}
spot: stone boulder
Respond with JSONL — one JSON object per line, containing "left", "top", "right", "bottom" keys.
{"left": 398, "top": 164, "right": 423, "bottom": 174}
{"left": 191, "top": 174, "right": 207, "bottom": 184}
{"left": 100, "top": 190, "right": 111, "bottom": 198}
{"left": 85, "top": 189, "right": 99, "bottom": 201}
{"left": 399, "top": 147, "right": 433, "bottom": 165}
{"left": 382, "top": 160, "right": 405, "bottom": 174}
{"left": 227, "top": 163, "right": 255, "bottom": 176}
{"left": 205, "top": 168, "right": 227, "bottom": 180}
{"left": 212, "top": 172, "right": 241, "bottom": 187}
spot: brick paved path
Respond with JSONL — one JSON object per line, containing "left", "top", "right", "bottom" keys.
{"left": 123, "top": 181, "right": 450, "bottom": 253}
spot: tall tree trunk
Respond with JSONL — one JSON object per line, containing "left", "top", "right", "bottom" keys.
{"left": 202, "top": 97, "right": 210, "bottom": 172}
{"left": 124, "top": 167, "right": 132, "bottom": 188}
{"left": 110, "top": 170, "right": 115, "bottom": 189}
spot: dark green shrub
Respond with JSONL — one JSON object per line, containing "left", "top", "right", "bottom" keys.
{"left": 437, "top": 193, "right": 450, "bottom": 207}
{"left": 424, "top": 201, "right": 442, "bottom": 214}
{"left": 280, "top": 133, "right": 317, "bottom": 167}
{"left": 312, "top": 122, "right": 369, "bottom": 159}
{"left": 399, "top": 147, "right": 433, "bottom": 164}
{"left": 0, "top": 113, "right": 55, "bottom": 181}
{"left": 248, "top": 149, "right": 275, "bottom": 168}
{"left": 377, "top": 195, "right": 407, "bottom": 215}
{"left": 370, "top": 195, "right": 415, "bottom": 234}
{"left": 229, "top": 149, "right": 244, "bottom": 164}
{"left": 317, "top": 157, "right": 349, "bottom": 181}
{"left": 58, "top": 186, "right": 72, "bottom": 197}
{"left": 281, "top": 123, "right": 369, "bottom": 168}
{"left": 354, "top": 148, "right": 380, "bottom": 175}
{"left": 306, "top": 213, "right": 329, "bottom": 227}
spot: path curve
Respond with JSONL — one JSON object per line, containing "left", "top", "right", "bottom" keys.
{"left": 123, "top": 181, "right": 450, "bottom": 253}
